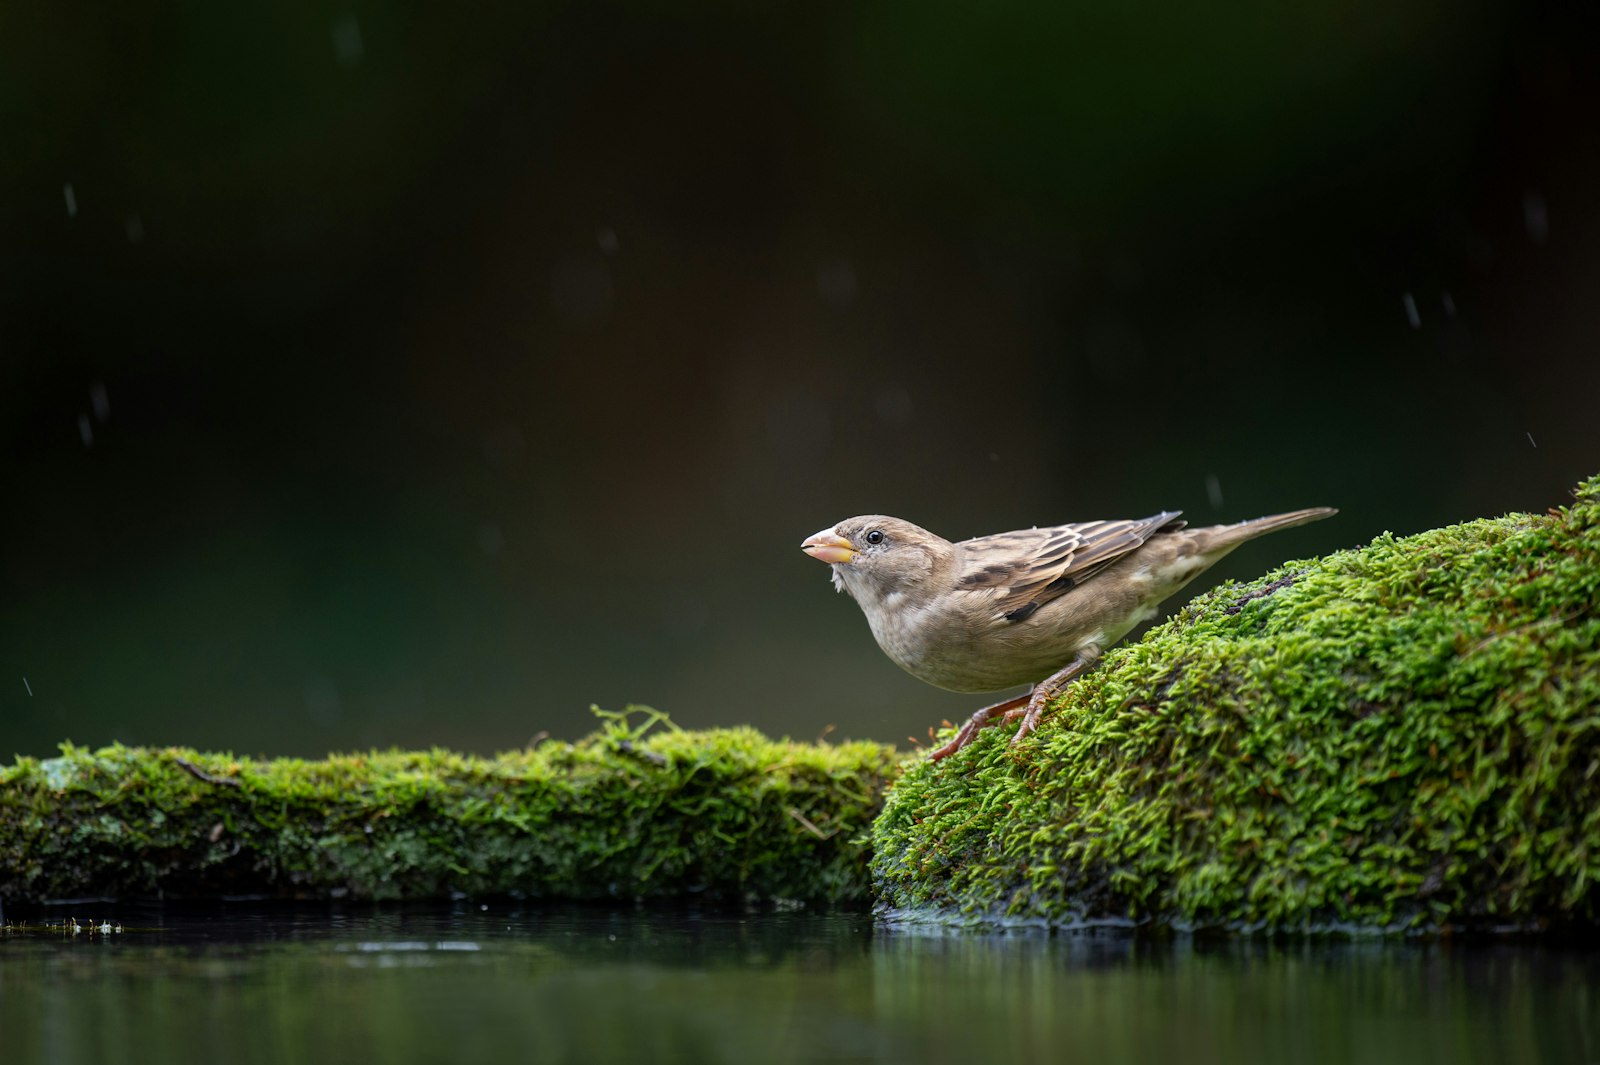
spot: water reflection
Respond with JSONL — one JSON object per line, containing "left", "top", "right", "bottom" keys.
{"left": 2, "top": 905, "right": 1596, "bottom": 1065}
{"left": 873, "top": 931, "right": 1600, "bottom": 1064}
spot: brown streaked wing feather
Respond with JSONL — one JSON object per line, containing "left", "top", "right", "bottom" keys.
{"left": 956, "top": 511, "right": 1185, "bottom": 621}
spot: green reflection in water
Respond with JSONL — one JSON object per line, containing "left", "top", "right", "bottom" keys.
{"left": 2, "top": 907, "right": 1596, "bottom": 1065}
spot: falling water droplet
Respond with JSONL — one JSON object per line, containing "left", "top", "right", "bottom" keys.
{"left": 332, "top": 14, "right": 364, "bottom": 66}
{"left": 1523, "top": 192, "right": 1548, "bottom": 245}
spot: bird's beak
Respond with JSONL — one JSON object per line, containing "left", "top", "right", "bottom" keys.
{"left": 801, "top": 529, "right": 856, "bottom": 565}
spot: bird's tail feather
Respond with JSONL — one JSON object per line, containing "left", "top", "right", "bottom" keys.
{"left": 1237, "top": 507, "right": 1338, "bottom": 535}
{"left": 1194, "top": 506, "right": 1338, "bottom": 554}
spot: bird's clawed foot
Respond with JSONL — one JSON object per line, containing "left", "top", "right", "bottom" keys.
{"left": 929, "top": 646, "right": 1103, "bottom": 761}
{"left": 928, "top": 692, "right": 1028, "bottom": 760}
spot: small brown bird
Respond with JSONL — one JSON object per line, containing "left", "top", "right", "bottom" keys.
{"left": 802, "top": 506, "right": 1336, "bottom": 759}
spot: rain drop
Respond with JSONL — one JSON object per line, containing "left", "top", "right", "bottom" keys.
{"left": 1524, "top": 192, "right": 1548, "bottom": 245}
{"left": 332, "top": 15, "right": 364, "bottom": 66}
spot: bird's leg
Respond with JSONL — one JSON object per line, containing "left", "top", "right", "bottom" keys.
{"left": 928, "top": 691, "right": 1030, "bottom": 761}
{"left": 1004, "top": 645, "right": 1103, "bottom": 747}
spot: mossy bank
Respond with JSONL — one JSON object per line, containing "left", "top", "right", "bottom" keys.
{"left": 874, "top": 474, "right": 1600, "bottom": 933}
{"left": 0, "top": 709, "right": 899, "bottom": 904}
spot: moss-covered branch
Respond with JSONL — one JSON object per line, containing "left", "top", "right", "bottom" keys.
{"left": 0, "top": 708, "right": 901, "bottom": 904}
{"left": 873, "top": 474, "right": 1600, "bottom": 932}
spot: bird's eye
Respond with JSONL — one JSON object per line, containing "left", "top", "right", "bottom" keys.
{"left": 865, "top": 529, "right": 885, "bottom": 545}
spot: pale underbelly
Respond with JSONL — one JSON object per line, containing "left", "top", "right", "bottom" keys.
{"left": 877, "top": 608, "right": 1151, "bottom": 693}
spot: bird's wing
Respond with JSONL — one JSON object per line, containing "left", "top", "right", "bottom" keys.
{"left": 955, "top": 511, "right": 1186, "bottom": 622}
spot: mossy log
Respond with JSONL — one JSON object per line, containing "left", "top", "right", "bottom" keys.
{"left": 0, "top": 709, "right": 901, "bottom": 905}
{"left": 874, "top": 474, "right": 1600, "bottom": 932}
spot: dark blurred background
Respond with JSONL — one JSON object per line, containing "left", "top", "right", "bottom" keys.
{"left": 3, "top": 0, "right": 1596, "bottom": 759}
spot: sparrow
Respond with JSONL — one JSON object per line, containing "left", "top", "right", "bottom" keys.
{"left": 801, "top": 506, "right": 1336, "bottom": 760}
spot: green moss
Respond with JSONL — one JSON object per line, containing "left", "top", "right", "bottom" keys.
{"left": 0, "top": 707, "right": 901, "bottom": 904}
{"left": 873, "top": 474, "right": 1600, "bottom": 932}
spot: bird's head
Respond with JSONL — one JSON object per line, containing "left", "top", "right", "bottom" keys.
{"left": 801, "top": 515, "right": 951, "bottom": 603}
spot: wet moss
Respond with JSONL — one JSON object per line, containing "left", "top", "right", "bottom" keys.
{"left": 0, "top": 708, "right": 900, "bottom": 904}
{"left": 874, "top": 474, "right": 1600, "bottom": 933}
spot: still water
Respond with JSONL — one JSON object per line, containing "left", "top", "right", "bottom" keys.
{"left": 2, "top": 904, "right": 1596, "bottom": 1064}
